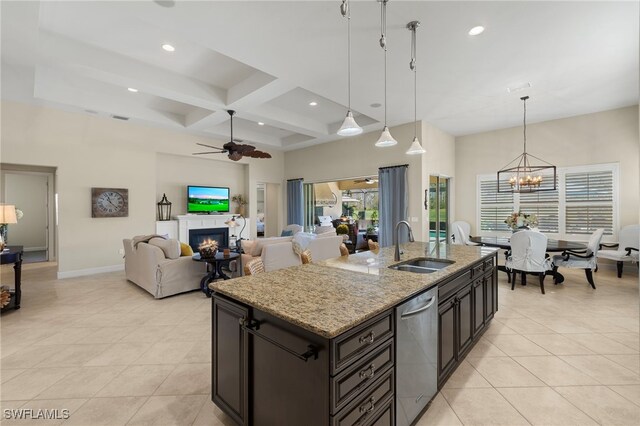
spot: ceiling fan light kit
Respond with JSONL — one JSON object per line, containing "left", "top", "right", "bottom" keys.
{"left": 497, "top": 96, "right": 556, "bottom": 193}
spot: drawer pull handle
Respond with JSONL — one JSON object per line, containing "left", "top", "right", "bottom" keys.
{"left": 359, "top": 330, "right": 375, "bottom": 345}
{"left": 359, "top": 396, "right": 376, "bottom": 414}
{"left": 359, "top": 363, "right": 375, "bottom": 379}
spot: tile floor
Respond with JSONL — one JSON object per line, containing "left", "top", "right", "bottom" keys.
{"left": 1, "top": 261, "right": 638, "bottom": 425}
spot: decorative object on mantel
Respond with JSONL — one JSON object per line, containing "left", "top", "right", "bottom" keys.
{"left": 505, "top": 211, "right": 538, "bottom": 232}
{"left": 192, "top": 110, "right": 272, "bottom": 161}
{"left": 198, "top": 238, "right": 219, "bottom": 259}
{"left": 231, "top": 194, "right": 247, "bottom": 216}
{"left": 337, "top": 0, "right": 363, "bottom": 137}
{"left": 225, "top": 214, "right": 246, "bottom": 248}
{"left": 157, "top": 193, "right": 172, "bottom": 221}
{"left": 91, "top": 188, "right": 129, "bottom": 218}
{"left": 375, "top": 0, "right": 398, "bottom": 148}
{"left": 497, "top": 96, "right": 557, "bottom": 193}
{"left": 0, "top": 204, "right": 21, "bottom": 248}
{"left": 405, "top": 20, "right": 426, "bottom": 155}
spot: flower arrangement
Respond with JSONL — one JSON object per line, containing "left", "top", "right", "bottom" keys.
{"left": 505, "top": 211, "right": 538, "bottom": 230}
{"left": 198, "top": 238, "right": 219, "bottom": 259}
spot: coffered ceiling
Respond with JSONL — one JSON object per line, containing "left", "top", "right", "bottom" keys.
{"left": 1, "top": 1, "right": 637, "bottom": 152}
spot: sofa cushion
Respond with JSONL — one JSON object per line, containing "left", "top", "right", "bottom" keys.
{"left": 250, "top": 236, "right": 293, "bottom": 257}
{"left": 281, "top": 229, "right": 294, "bottom": 237}
{"left": 262, "top": 242, "right": 301, "bottom": 272}
{"left": 180, "top": 242, "right": 194, "bottom": 257}
{"left": 148, "top": 237, "right": 181, "bottom": 259}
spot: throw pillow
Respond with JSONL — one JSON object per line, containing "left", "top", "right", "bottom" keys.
{"left": 180, "top": 242, "right": 194, "bottom": 257}
{"left": 148, "top": 238, "right": 180, "bottom": 259}
{"left": 281, "top": 230, "right": 294, "bottom": 237}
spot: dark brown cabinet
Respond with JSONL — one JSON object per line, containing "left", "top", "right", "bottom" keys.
{"left": 437, "top": 254, "right": 498, "bottom": 388}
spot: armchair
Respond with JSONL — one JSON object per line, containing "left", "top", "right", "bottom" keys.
{"left": 596, "top": 224, "right": 639, "bottom": 278}
{"left": 452, "top": 222, "right": 479, "bottom": 246}
{"left": 552, "top": 228, "right": 604, "bottom": 289}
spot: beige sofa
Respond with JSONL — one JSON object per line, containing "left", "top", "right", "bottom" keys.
{"left": 231, "top": 236, "right": 295, "bottom": 276}
{"left": 123, "top": 238, "right": 206, "bottom": 298}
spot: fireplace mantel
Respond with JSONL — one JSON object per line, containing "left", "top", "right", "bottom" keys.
{"left": 175, "top": 214, "right": 251, "bottom": 245}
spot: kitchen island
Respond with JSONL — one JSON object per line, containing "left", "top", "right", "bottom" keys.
{"left": 210, "top": 242, "right": 499, "bottom": 426}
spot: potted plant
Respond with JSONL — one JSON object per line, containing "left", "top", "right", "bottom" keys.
{"left": 504, "top": 211, "right": 539, "bottom": 232}
{"left": 231, "top": 194, "right": 248, "bottom": 216}
{"left": 336, "top": 224, "right": 349, "bottom": 241}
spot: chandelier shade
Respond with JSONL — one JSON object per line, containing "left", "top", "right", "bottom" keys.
{"left": 497, "top": 96, "right": 556, "bottom": 193}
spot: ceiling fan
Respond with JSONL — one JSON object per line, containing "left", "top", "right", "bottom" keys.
{"left": 353, "top": 177, "right": 378, "bottom": 184}
{"left": 193, "top": 110, "right": 272, "bottom": 161}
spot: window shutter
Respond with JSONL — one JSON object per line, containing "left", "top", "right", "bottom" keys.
{"left": 565, "top": 171, "right": 614, "bottom": 235}
{"left": 520, "top": 175, "right": 559, "bottom": 233}
{"left": 480, "top": 179, "right": 513, "bottom": 231}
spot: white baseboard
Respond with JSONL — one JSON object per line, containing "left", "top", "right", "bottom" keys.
{"left": 57, "top": 264, "right": 124, "bottom": 279}
{"left": 24, "top": 246, "right": 47, "bottom": 252}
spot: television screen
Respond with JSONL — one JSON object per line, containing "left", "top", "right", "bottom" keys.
{"left": 187, "top": 186, "right": 230, "bottom": 213}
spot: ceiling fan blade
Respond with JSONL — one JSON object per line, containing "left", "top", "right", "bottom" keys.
{"left": 246, "top": 150, "right": 271, "bottom": 159}
{"left": 196, "top": 142, "right": 224, "bottom": 150}
{"left": 193, "top": 151, "right": 226, "bottom": 155}
{"left": 235, "top": 144, "right": 257, "bottom": 153}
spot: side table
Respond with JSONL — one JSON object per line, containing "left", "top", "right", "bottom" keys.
{"left": 1, "top": 245, "right": 24, "bottom": 311}
{"left": 192, "top": 251, "right": 240, "bottom": 297}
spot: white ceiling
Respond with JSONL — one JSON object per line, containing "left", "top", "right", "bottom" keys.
{"left": 1, "top": 1, "right": 638, "bottom": 152}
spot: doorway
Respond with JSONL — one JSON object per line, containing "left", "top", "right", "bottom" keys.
{"left": 428, "top": 175, "right": 450, "bottom": 243}
{"left": 256, "top": 183, "right": 265, "bottom": 237}
{"left": 0, "top": 165, "right": 56, "bottom": 263}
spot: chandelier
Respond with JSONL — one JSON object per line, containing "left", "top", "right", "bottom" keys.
{"left": 497, "top": 96, "right": 556, "bottom": 193}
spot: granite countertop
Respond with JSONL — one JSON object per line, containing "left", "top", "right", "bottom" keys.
{"left": 210, "top": 242, "right": 498, "bottom": 339}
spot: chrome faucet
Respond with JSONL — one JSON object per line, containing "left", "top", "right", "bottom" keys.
{"left": 394, "top": 220, "right": 415, "bottom": 261}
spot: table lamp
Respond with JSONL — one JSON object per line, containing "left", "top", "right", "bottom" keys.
{"left": 0, "top": 204, "right": 18, "bottom": 249}
{"left": 224, "top": 214, "right": 246, "bottom": 250}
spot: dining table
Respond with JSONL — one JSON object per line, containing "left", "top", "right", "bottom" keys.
{"left": 469, "top": 235, "right": 588, "bottom": 284}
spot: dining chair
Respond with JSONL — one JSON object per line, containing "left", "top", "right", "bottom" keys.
{"left": 300, "top": 249, "right": 312, "bottom": 264}
{"left": 596, "top": 224, "right": 639, "bottom": 278}
{"left": 505, "top": 230, "right": 552, "bottom": 294}
{"left": 452, "top": 222, "right": 479, "bottom": 246}
{"left": 552, "top": 228, "right": 604, "bottom": 289}
{"left": 339, "top": 243, "right": 349, "bottom": 256}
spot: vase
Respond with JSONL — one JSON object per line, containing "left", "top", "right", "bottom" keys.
{"left": 0, "top": 224, "right": 7, "bottom": 245}
{"left": 238, "top": 205, "right": 246, "bottom": 217}
{"left": 512, "top": 226, "right": 530, "bottom": 233}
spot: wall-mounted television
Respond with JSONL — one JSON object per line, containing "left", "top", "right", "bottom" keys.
{"left": 187, "top": 186, "right": 230, "bottom": 214}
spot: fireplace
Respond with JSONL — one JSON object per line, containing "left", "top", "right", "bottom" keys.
{"left": 189, "top": 227, "right": 229, "bottom": 252}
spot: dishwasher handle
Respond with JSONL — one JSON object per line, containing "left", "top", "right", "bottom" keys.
{"left": 400, "top": 296, "right": 436, "bottom": 320}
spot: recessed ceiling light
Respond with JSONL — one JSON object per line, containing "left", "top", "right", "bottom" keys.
{"left": 468, "top": 26, "right": 485, "bottom": 36}
{"left": 258, "top": 122, "right": 265, "bottom": 126}
{"left": 309, "top": 101, "right": 318, "bottom": 106}
{"left": 127, "top": 87, "right": 138, "bottom": 93}
{"left": 162, "top": 44, "right": 175, "bottom": 52}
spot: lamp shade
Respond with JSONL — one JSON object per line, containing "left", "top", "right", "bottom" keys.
{"left": 375, "top": 126, "right": 398, "bottom": 147}
{"left": 0, "top": 205, "right": 18, "bottom": 224}
{"left": 224, "top": 217, "right": 238, "bottom": 228}
{"left": 406, "top": 137, "right": 426, "bottom": 155}
{"left": 337, "top": 110, "right": 363, "bottom": 136}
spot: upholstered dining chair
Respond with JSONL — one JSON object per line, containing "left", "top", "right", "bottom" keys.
{"left": 596, "top": 224, "right": 639, "bottom": 278}
{"left": 368, "top": 239, "right": 380, "bottom": 251}
{"left": 505, "top": 230, "right": 553, "bottom": 294}
{"left": 552, "top": 228, "right": 604, "bottom": 289}
{"left": 452, "top": 222, "right": 479, "bottom": 246}
{"left": 244, "top": 258, "right": 265, "bottom": 276}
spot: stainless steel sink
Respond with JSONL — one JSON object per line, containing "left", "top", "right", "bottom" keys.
{"left": 389, "top": 257, "right": 455, "bottom": 274}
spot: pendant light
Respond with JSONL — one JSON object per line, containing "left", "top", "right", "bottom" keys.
{"left": 406, "top": 20, "right": 425, "bottom": 155}
{"left": 375, "top": 0, "right": 397, "bottom": 147}
{"left": 337, "top": 0, "right": 363, "bottom": 136}
{"left": 497, "top": 96, "right": 556, "bottom": 193}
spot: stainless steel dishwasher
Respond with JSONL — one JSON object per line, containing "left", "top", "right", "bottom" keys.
{"left": 395, "top": 286, "right": 438, "bottom": 426}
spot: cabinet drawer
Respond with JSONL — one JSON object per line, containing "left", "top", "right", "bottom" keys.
{"left": 364, "top": 395, "right": 394, "bottom": 426}
{"left": 484, "top": 257, "right": 495, "bottom": 271}
{"left": 471, "top": 262, "right": 484, "bottom": 278}
{"left": 331, "top": 311, "right": 394, "bottom": 374}
{"left": 438, "top": 270, "right": 471, "bottom": 301}
{"left": 332, "top": 369, "right": 394, "bottom": 426}
{"left": 331, "top": 338, "right": 394, "bottom": 414}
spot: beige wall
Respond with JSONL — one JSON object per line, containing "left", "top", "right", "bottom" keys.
{"left": 0, "top": 101, "right": 284, "bottom": 275}
{"left": 284, "top": 121, "right": 456, "bottom": 242}
{"left": 2, "top": 172, "right": 48, "bottom": 250}
{"left": 264, "top": 182, "right": 280, "bottom": 237}
{"left": 455, "top": 105, "right": 639, "bottom": 234}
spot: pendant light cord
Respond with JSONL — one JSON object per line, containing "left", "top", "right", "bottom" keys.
{"left": 381, "top": 0, "right": 388, "bottom": 127}
{"left": 411, "top": 24, "right": 417, "bottom": 139}
{"left": 346, "top": 0, "right": 352, "bottom": 109}
{"left": 523, "top": 97, "right": 527, "bottom": 154}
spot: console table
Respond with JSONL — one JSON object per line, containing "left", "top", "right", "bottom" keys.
{"left": 1, "top": 245, "right": 23, "bottom": 311}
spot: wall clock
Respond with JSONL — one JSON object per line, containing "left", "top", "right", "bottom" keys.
{"left": 91, "top": 188, "right": 129, "bottom": 218}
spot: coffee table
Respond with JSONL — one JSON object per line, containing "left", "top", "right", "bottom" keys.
{"left": 192, "top": 251, "right": 240, "bottom": 297}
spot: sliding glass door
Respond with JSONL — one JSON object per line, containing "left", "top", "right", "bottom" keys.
{"left": 428, "top": 175, "right": 450, "bottom": 242}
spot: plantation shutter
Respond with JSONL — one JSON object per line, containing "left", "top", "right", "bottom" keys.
{"left": 519, "top": 175, "right": 559, "bottom": 233}
{"left": 565, "top": 171, "right": 614, "bottom": 235}
{"left": 480, "top": 178, "right": 513, "bottom": 232}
